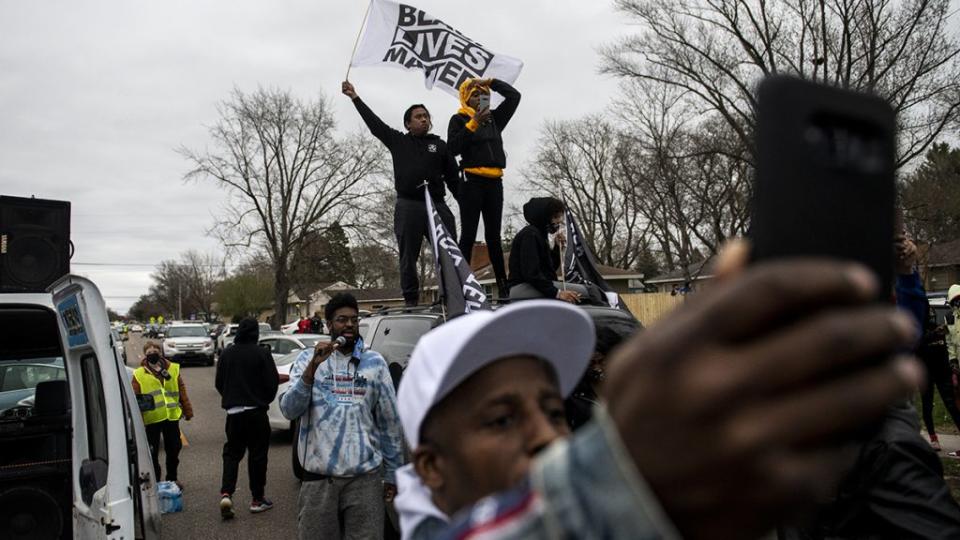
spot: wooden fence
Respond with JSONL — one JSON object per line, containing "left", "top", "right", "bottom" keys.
{"left": 620, "top": 292, "right": 685, "bottom": 326}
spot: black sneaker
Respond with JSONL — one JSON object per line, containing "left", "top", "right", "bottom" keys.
{"left": 249, "top": 498, "right": 274, "bottom": 514}
{"left": 220, "top": 493, "right": 235, "bottom": 520}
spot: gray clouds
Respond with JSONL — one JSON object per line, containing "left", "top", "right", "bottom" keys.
{"left": 0, "top": 0, "right": 626, "bottom": 313}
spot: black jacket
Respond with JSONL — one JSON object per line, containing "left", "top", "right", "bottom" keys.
{"left": 353, "top": 98, "right": 459, "bottom": 202}
{"left": 779, "top": 402, "right": 960, "bottom": 539}
{"left": 447, "top": 79, "right": 521, "bottom": 171}
{"left": 215, "top": 319, "right": 279, "bottom": 410}
{"left": 507, "top": 198, "right": 561, "bottom": 298}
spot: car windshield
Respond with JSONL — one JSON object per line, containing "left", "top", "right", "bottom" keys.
{"left": 259, "top": 323, "right": 273, "bottom": 333}
{"left": 0, "top": 358, "right": 66, "bottom": 415}
{"left": 167, "top": 326, "right": 208, "bottom": 338}
{"left": 276, "top": 351, "right": 303, "bottom": 367}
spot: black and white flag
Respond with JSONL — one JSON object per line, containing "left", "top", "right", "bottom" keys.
{"left": 563, "top": 209, "right": 625, "bottom": 310}
{"left": 425, "top": 189, "right": 489, "bottom": 316}
{"left": 350, "top": 0, "right": 523, "bottom": 99}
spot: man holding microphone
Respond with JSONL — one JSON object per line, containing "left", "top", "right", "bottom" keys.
{"left": 281, "top": 293, "right": 404, "bottom": 540}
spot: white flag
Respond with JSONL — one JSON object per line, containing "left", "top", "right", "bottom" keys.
{"left": 350, "top": 0, "right": 523, "bottom": 98}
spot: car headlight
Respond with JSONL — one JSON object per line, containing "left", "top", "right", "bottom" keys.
{"left": 165, "top": 342, "right": 177, "bottom": 350}
{"left": 203, "top": 340, "right": 213, "bottom": 349}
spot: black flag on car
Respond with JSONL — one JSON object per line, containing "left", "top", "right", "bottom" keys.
{"left": 563, "top": 209, "right": 629, "bottom": 311}
{"left": 426, "top": 189, "right": 489, "bottom": 316}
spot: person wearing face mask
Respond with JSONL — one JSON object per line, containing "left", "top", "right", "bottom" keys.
{"left": 506, "top": 197, "right": 589, "bottom": 304}
{"left": 448, "top": 78, "right": 521, "bottom": 300}
{"left": 342, "top": 80, "right": 460, "bottom": 307}
{"left": 131, "top": 340, "right": 194, "bottom": 490}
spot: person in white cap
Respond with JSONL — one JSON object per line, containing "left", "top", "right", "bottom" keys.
{"left": 394, "top": 300, "right": 596, "bottom": 539}
{"left": 947, "top": 283, "right": 960, "bottom": 367}
{"left": 395, "top": 242, "right": 925, "bottom": 540}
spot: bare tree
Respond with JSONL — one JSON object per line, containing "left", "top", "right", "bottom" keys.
{"left": 181, "top": 87, "right": 384, "bottom": 327}
{"left": 147, "top": 250, "right": 224, "bottom": 319}
{"left": 523, "top": 115, "right": 653, "bottom": 270}
{"left": 603, "top": 0, "right": 960, "bottom": 168}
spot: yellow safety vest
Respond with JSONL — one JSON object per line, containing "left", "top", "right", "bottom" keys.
{"left": 134, "top": 363, "right": 182, "bottom": 425}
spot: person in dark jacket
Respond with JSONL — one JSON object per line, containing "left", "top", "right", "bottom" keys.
{"left": 342, "top": 80, "right": 460, "bottom": 307}
{"left": 448, "top": 78, "right": 521, "bottom": 299}
{"left": 507, "top": 197, "right": 585, "bottom": 304}
{"left": 215, "top": 317, "right": 280, "bottom": 519}
{"left": 565, "top": 325, "right": 635, "bottom": 431}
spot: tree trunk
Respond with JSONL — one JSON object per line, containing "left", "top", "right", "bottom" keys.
{"left": 272, "top": 270, "right": 290, "bottom": 330}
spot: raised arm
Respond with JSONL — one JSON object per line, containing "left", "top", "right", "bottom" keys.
{"left": 342, "top": 81, "right": 402, "bottom": 148}
{"left": 490, "top": 79, "right": 521, "bottom": 130}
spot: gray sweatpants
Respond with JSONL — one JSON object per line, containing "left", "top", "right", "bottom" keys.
{"left": 297, "top": 471, "right": 384, "bottom": 540}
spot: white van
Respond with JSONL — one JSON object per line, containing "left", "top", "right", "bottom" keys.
{"left": 0, "top": 275, "right": 161, "bottom": 539}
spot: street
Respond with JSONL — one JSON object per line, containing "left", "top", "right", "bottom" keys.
{"left": 124, "top": 333, "right": 300, "bottom": 539}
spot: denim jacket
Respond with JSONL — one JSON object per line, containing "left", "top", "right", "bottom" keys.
{"left": 403, "top": 406, "right": 680, "bottom": 539}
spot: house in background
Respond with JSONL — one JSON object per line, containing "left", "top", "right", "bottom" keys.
{"left": 924, "top": 238, "right": 960, "bottom": 293}
{"left": 285, "top": 282, "right": 405, "bottom": 321}
{"left": 644, "top": 258, "right": 715, "bottom": 294}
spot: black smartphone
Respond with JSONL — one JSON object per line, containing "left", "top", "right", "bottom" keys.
{"left": 751, "top": 76, "right": 896, "bottom": 297}
{"left": 948, "top": 313, "right": 956, "bottom": 326}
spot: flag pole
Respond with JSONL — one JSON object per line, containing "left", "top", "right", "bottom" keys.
{"left": 559, "top": 198, "right": 569, "bottom": 292}
{"left": 346, "top": 0, "right": 374, "bottom": 81}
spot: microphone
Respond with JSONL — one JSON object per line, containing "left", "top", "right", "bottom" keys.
{"left": 334, "top": 336, "right": 347, "bottom": 347}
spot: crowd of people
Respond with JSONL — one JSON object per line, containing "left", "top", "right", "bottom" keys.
{"left": 127, "top": 76, "right": 960, "bottom": 539}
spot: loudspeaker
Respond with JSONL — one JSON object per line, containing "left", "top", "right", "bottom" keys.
{"left": 0, "top": 196, "right": 71, "bottom": 293}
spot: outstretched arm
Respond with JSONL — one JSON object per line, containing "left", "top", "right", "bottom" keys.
{"left": 343, "top": 81, "right": 401, "bottom": 148}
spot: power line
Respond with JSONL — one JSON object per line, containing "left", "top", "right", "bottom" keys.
{"left": 73, "top": 261, "right": 240, "bottom": 268}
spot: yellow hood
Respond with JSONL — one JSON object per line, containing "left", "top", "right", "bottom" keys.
{"left": 457, "top": 78, "right": 491, "bottom": 116}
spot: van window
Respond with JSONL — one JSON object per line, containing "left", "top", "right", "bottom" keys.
{"left": 370, "top": 317, "right": 434, "bottom": 367}
{"left": 80, "top": 354, "right": 109, "bottom": 462}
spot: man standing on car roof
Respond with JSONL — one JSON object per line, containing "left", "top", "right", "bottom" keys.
{"left": 342, "top": 80, "right": 460, "bottom": 307}
{"left": 281, "top": 292, "right": 404, "bottom": 540}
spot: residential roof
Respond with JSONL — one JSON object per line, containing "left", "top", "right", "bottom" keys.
{"left": 336, "top": 288, "right": 404, "bottom": 302}
{"left": 646, "top": 257, "right": 715, "bottom": 284}
{"left": 927, "top": 239, "right": 960, "bottom": 267}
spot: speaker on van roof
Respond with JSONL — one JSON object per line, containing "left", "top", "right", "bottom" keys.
{"left": 0, "top": 196, "right": 71, "bottom": 293}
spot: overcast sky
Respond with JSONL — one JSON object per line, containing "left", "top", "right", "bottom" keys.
{"left": 0, "top": 0, "right": 630, "bottom": 314}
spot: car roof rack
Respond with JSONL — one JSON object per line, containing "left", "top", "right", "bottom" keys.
{"left": 371, "top": 303, "right": 445, "bottom": 317}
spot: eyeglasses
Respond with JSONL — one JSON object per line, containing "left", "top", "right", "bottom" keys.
{"left": 333, "top": 316, "right": 359, "bottom": 324}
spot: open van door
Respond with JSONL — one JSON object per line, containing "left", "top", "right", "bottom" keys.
{"left": 50, "top": 275, "right": 160, "bottom": 539}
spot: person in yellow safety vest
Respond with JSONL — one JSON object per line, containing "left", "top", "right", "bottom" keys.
{"left": 132, "top": 340, "right": 194, "bottom": 489}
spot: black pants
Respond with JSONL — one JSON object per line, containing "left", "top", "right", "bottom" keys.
{"left": 145, "top": 419, "right": 181, "bottom": 482}
{"left": 919, "top": 344, "right": 960, "bottom": 435}
{"left": 458, "top": 175, "right": 506, "bottom": 287}
{"left": 220, "top": 408, "right": 270, "bottom": 500}
{"left": 395, "top": 197, "right": 456, "bottom": 305}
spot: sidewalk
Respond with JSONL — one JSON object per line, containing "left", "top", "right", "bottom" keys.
{"left": 922, "top": 432, "right": 960, "bottom": 456}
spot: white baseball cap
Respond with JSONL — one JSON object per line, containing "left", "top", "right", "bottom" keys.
{"left": 397, "top": 300, "right": 596, "bottom": 448}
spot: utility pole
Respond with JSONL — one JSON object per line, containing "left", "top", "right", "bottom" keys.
{"left": 178, "top": 282, "right": 182, "bottom": 321}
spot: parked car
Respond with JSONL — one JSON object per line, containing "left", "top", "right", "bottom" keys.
{"left": 130, "top": 323, "right": 143, "bottom": 333}
{"left": 0, "top": 275, "right": 161, "bottom": 539}
{"left": 110, "top": 327, "right": 127, "bottom": 364}
{"left": 260, "top": 333, "right": 330, "bottom": 362}
{"left": 267, "top": 350, "right": 301, "bottom": 432}
{"left": 280, "top": 320, "right": 300, "bottom": 334}
{"left": 162, "top": 323, "right": 216, "bottom": 366}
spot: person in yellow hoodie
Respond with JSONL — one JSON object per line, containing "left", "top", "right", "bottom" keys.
{"left": 447, "top": 78, "right": 521, "bottom": 299}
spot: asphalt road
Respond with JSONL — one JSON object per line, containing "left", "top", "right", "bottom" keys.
{"left": 124, "top": 333, "right": 300, "bottom": 540}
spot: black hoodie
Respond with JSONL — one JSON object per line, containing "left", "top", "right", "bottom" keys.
{"left": 215, "top": 318, "right": 279, "bottom": 410}
{"left": 507, "top": 198, "right": 562, "bottom": 298}
{"left": 352, "top": 97, "right": 460, "bottom": 202}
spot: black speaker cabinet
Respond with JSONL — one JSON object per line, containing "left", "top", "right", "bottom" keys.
{"left": 0, "top": 196, "right": 71, "bottom": 293}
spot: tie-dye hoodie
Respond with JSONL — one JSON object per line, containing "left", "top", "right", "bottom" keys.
{"left": 280, "top": 339, "right": 404, "bottom": 483}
